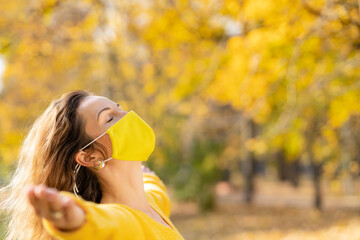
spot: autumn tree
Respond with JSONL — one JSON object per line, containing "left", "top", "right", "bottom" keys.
{"left": 1, "top": 0, "right": 360, "bottom": 210}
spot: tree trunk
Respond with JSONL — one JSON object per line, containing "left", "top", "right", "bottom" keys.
{"left": 241, "top": 117, "right": 257, "bottom": 203}
{"left": 306, "top": 117, "right": 323, "bottom": 210}
{"left": 313, "top": 163, "right": 322, "bottom": 210}
{"left": 277, "top": 150, "right": 287, "bottom": 181}
{"left": 289, "top": 158, "right": 300, "bottom": 188}
{"left": 277, "top": 150, "right": 300, "bottom": 187}
{"left": 244, "top": 151, "right": 256, "bottom": 203}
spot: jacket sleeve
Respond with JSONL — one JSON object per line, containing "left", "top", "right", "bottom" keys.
{"left": 143, "top": 173, "right": 171, "bottom": 217}
{"left": 42, "top": 192, "right": 141, "bottom": 240}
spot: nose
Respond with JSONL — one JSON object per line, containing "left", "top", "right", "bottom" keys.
{"left": 118, "top": 110, "right": 128, "bottom": 119}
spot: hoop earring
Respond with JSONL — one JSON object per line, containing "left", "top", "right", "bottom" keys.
{"left": 73, "top": 157, "right": 112, "bottom": 197}
{"left": 73, "top": 163, "right": 81, "bottom": 198}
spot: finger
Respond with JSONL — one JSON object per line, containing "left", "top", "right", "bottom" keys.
{"left": 62, "top": 197, "right": 75, "bottom": 220}
{"left": 27, "top": 187, "right": 42, "bottom": 216}
{"left": 39, "top": 187, "right": 68, "bottom": 222}
{"left": 46, "top": 188, "right": 63, "bottom": 212}
{"left": 62, "top": 197, "right": 86, "bottom": 229}
{"left": 34, "top": 185, "right": 53, "bottom": 218}
{"left": 26, "top": 186, "right": 35, "bottom": 203}
{"left": 31, "top": 186, "right": 46, "bottom": 216}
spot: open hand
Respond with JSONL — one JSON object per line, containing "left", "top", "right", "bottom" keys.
{"left": 26, "top": 185, "right": 85, "bottom": 231}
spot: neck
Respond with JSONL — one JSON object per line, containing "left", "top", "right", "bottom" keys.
{"left": 96, "top": 160, "right": 152, "bottom": 212}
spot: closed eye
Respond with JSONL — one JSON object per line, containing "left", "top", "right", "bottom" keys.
{"left": 107, "top": 117, "right": 113, "bottom": 123}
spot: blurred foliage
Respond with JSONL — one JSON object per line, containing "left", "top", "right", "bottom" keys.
{"left": 0, "top": 0, "right": 360, "bottom": 210}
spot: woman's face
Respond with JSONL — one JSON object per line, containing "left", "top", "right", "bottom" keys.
{"left": 77, "top": 95, "right": 127, "bottom": 157}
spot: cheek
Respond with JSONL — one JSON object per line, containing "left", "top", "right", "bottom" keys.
{"left": 99, "top": 134, "right": 113, "bottom": 157}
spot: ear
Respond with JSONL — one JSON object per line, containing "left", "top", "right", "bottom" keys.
{"left": 74, "top": 151, "right": 95, "bottom": 168}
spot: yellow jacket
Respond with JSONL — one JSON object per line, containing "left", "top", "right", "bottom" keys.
{"left": 42, "top": 173, "right": 185, "bottom": 240}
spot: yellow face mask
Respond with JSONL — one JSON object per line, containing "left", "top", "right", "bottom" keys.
{"left": 79, "top": 111, "right": 156, "bottom": 166}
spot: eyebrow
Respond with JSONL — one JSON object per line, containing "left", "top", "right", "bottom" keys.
{"left": 97, "top": 107, "right": 111, "bottom": 121}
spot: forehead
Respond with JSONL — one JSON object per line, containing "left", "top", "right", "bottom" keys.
{"left": 77, "top": 96, "right": 112, "bottom": 120}
{"left": 79, "top": 95, "right": 112, "bottom": 110}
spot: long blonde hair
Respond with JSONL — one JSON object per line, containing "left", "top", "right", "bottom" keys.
{"left": 1, "top": 90, "right": 106, "bottom": 240}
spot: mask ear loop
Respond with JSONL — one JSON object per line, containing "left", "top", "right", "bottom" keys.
{"left": 80, "top": 132, "right": 107, "bottom": 151}
{"left": 74, "top": 131, "right": 113, "bottom": 197}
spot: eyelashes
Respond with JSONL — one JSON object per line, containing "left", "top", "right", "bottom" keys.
{"left": 105, "top": 104, "right": 120, "bottom": 123}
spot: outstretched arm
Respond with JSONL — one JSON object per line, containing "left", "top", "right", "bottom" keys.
{"left": 27, "top": 185, "right": 140, "bottom": 240}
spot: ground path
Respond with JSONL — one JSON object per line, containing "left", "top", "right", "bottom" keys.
{"left": 171, "top": 178, "right": 360, "bottom": 240}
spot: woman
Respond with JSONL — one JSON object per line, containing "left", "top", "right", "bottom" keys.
{"left": 2, "top": 90, "right": 184, "bottom": 240}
